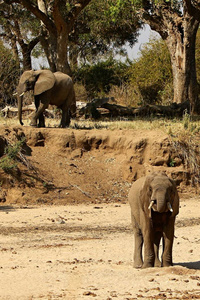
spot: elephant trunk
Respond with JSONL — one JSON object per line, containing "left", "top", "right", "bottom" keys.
{"left": 156, "top": 195, "right": 167, "bottom": 213}
{"left": 18, "top": 93, "right": 24, "bottom": 125}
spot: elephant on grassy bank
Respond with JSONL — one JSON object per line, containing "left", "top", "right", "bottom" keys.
{"left": 17, "top": 69, "right": 76, "bottom": 128}
{"left": 128, "top": 172, "right": 179, "bottom": 268}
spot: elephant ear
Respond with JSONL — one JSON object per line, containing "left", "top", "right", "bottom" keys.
{"left": 34, "top": 70, "right": 56, "bottom": 95}
{"left": 140, "top": 173, "right": 155, "bottom": 214}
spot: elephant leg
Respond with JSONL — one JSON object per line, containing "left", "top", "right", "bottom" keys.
{"left": 162, "top": 218, "right": 175, "bottom": 267}
{"left": 143, "top": 224, "right": 155, "bottom": 268}
{"left": 59, "top": 108, "right": 70, "bottom": 128}
{"left": 154, "top": 231, "right": 162, "bottom": 267}
{"left": 38, "top": 113, "right": 45, "bottom": 128}
{"left": 131, "top": 215, "right": 143, "bottom": 268}
{"left": 31, "top": 101, "right": 48, "bottom": 127}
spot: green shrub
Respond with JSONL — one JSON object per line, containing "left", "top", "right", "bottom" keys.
{"left": 128, "top": 38, "right": 173, "bottom": 106}
{"left": 76, "top": 57, "right": 129, "bottom": 99}
{"left": 0, "top": 139, "right": 25, "bottom": 172}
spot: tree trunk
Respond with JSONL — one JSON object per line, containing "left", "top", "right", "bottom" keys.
{"left": 165, "top": 17, "right": 199, "bottom": 113}
{"left": 142, "top": 2, "right": 200, "bottom": 115}
{"left": 38, "top": 0, "right": 57, "bottom": 72}
{"left": 40, "top": 31, "right": 57, "bottom": 72}
{"left": 56, "top": 32, "right": 72, "bottom": 75}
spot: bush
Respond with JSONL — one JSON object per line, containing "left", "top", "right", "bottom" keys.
{"left": 128, "top": 38, "right": 173, "bottom": 106}
{"left": 0, "top": 139, "right": 25, "bottom": 172}
{"left": 76, "top": 57, "right": 129, "bottom": 99}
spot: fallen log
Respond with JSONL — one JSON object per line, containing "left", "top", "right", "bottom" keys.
{"left": 78, "top": 97, "right": 190, "bottom": 119}
{"left": 102, "top": 101, "right": 190, "bottom": 118}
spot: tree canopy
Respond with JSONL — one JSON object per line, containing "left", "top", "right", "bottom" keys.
{"left": 1, "top": 0, "right": 141, "bottom": 73}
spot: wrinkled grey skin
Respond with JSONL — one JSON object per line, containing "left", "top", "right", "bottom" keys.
{"left": 128, "top": 172, "right": 179, "bottom": 269}
{"left": 17, "top": 69, "right": 76, "bottom": 128}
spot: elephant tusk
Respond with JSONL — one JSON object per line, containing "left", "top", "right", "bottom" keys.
{"left": 148, "top": 200, "right": 154, "bottom": 210}
{"left": 167, "top": 202, "right": 173, "bottom": 212}
{"left": 20, "top": 92, "right": 25, "bottom": 97}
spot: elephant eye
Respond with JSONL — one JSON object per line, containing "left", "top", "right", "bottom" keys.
{"left": 149, "top": 186, "right": 152, "bottom": 193}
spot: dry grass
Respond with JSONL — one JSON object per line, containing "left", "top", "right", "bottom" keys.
{"left": 1, "top": 113, "right": 200, "bottom": 132}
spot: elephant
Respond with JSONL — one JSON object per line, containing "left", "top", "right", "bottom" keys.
{"left": 128, "top": 172, "right": 179, "bottom": 269}
{"left": 17, "top": 69, "right": 76, "bottom": 128}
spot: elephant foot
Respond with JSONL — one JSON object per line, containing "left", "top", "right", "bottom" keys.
{"left": 162, "top": 261, "right": 173, "bottom": 267}
{"left": 142, "top": 261, "right": 154, "bottom": 268}
{"left": 38, "top": 124, "right": 45, "bottom": 128}
{"left": 154, "top": 260, "right": 162, "bottom": 267}
{"left": 30, "top": 120, "right": 37, "bottom": 127}
{"left": 134, "top": 262, "right": 143, "bottom": 269}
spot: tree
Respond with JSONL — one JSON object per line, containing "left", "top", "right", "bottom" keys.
{"left": 2, "top": 0, "right": 141, "bottom": 75}
{"left": 0, "top": 2, "right": 40, "bottom": 70}
{"left": 196, "top": 29, "right": 200, "bottom": 85}
{"left": 3, "top": 0, "right": 93, "bottom": 75}
{"left": 135, "top": 0, "right": 200, "bottom": 113}
{"left": 69, "top": 0, "right": 141, "bottom": 66}
{"left": 112, "top": 0, "right": 200, "bottom": 113}
{"left": 0, "top": 40, "right": 20, "bottom": 106}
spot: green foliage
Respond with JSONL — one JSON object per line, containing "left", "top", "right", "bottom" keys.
{"left": 73, "top": 0, "right": 141, "bottom": 64}
{"left": 0, "top": 41, "right": 20, "bottom": 107}
{"left": 0, "top": 139, "right": 25, "bottom": 172}
{"left": 169, "top": 158, "right": 175, "bottom": 167}
{"left": 76, "top": 57, "right": 130, "bottom": 99}
{"left": 128, "top": 38, "right": 173, "bottom": 106}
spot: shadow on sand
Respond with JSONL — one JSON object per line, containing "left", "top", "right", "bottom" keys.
{"left": 175, "top": 261, "right": 200, "bottom": 270}
{"left": 0, "top": 206, "right": 16, "bottom": 212}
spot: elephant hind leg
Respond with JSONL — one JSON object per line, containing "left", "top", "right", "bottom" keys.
{"left": 154, "top": 231, "right": 162, "bottom": 267}
{"left": 38, "top": 113, "right": 45, "bottom": 128}
{"left": 60, "top": 108, "right": 70, "bottom": 128}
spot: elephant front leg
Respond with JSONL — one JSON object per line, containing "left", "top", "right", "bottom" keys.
{"left": 133, "top": 230, "right": 143, "bottom": 268}
{"left": 143, "top": 229, "right": 155, "bottom": 268}
{"left": 162, "top": 218, "right": 175, "bottom": 267}
{"left": 131, "top": 215, "right": 143, "bottom": 268}
{"left": 31, "top": 99, "right": 48, "bottom": 127}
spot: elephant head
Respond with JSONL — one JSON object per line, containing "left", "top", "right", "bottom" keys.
{"left": 17, "top": 70, "right": 56, "bottom": 125}
{"left": 141, "top": 172, "right": 179, "bottom": 218}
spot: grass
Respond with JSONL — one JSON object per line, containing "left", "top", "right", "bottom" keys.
{"left": 2, "top": 112, "right": 200, "bottom": 133}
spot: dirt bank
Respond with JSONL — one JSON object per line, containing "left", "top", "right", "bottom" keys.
{"left": 0, "top": 126, "right": 193, "bottom": 206}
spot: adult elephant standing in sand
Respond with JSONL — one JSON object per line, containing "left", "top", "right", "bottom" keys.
{"left": 128, "top": 172, "right": 179, "bottom": 268}
{"left": 17, "top": 69, "right": 76, "bottom": 128}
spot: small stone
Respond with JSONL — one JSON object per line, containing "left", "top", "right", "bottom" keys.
{"left": 83, "top": 291, "right": 97, "bottom": 297}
